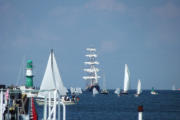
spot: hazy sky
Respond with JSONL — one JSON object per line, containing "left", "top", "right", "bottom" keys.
{"left": 0, "top": 0, "right": 180, "bottom": 90}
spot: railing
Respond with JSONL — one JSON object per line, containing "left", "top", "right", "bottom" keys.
{"left": 0, "top": 89, "right": 66, "bottom": 120}
{"left": 0, "top": 89, "right": 7, "bottom": 120}
{"left": 43, "top": 90, "right": 66, "bottom": 120}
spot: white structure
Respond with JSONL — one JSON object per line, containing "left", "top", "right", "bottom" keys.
{"left": 83, "top": 48, "right": 100, "bottom": 89}
{"left": 0, "top": 90, "right": 6, "bottom": 120}
{"left": 38, "top": 49, "right": 68, "bottom": 99}
{"left": 43, "top": 90, "right": 66, "bottom": 120}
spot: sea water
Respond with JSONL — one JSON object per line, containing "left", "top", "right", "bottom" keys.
{"left": 35, "top": 90, "right": 180, "bottom": 120}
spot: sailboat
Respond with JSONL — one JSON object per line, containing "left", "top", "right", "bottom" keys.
{"left": 121, "top": 64, "right": 130, "bottom": 94}
{"left": 134, "top": 79, "right": 141, "bottom": 97}
{"left": 114, "top": 88, "right": 120, "bottom": 96}
{"left": 151, "top": 87, "right": 158, "bottom": 95}
{"left": 36, "top": 49, "right": 77, "bottom": 105}
{"left": 100, "top": 73, "right": 109, "bottom": 94}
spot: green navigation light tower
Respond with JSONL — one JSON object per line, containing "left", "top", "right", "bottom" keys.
{"left": 26, "top": 60, "right": 33, "bottom": 88}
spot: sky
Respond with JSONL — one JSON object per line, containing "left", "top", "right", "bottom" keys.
{"left": 0, "top": 0, "right": 180, "bottom": 90}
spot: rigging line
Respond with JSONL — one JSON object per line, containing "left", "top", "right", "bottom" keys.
{"left": 16, "top": 55, "right": 26, "bottom": 86}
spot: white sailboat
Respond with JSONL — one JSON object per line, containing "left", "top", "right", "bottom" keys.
{"left": 121, "top": 64, "right": 130, "bottom": 94}
{"left": 36, "top": 49, "right": 76, "bottom": 105}
{"left": 114, "top": 88, "right": 120, "bottom": 96}
{"left": 135, "top": 79, "right": 141, "bottom": 97}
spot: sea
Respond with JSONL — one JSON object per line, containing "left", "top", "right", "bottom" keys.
{"left": 36, "top": 90, "right": 180, "bottom": 120}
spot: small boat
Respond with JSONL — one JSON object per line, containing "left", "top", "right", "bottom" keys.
{"left": 36, "top": 49, "right": 77, "bottom": 105}
{"left": 114, "top": 88, "right": 120, "bottom": 96}
{"left": 70, "top": 87, "right": 83, "bottom": 95}
{"left": 121, "top": 64, "right": 130, "bottom": 94}
{"left": 134, "top": 79, "right": 141, "bottom": 97}
{"left": 151, "top": 87, "right": 158, "bottom": 95}
{"left": 100, "top": 73, "right": 109, "bottom": 94}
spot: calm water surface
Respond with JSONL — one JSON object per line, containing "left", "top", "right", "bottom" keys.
{"left": 36, "top": 90, "right": 180, "bottom": 120}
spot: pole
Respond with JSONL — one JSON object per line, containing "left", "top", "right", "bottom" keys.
{"left": 138, "top": 105, "right": 143, "bottom": 120}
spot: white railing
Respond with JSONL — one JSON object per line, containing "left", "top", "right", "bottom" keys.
{"left": 0, "top": 89, "right": 7, "bottom": 120}
{"left": 43, "top": 90, "right": 66, "bottom": 120}
{"left": 0, "top": 90, "right": 3, "bottom": 120}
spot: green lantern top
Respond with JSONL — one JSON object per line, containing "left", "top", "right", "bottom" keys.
{"left": 27, "top": 60, "right": 33, "bottom": 68}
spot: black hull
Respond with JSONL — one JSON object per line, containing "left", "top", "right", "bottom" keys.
{"left": 86, "top": 85, "right": 100, "bottom": 92}
{"left": 120, "top": 92, "right": 128, "bottom": 95}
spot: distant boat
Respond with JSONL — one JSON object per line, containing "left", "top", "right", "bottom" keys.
{"left": 172, "top": 85, "right": 176, "bottom": 91}
{"left": 114, "top": 88, "right": 120, "bottom": 96}
{"left": 70, "top": 87, "right": 83, "bottom": 95}
{"left": 36, "top": 49, "right": 76, "bottom": 105}
{"left": 135, "top": 79, "right": 141, "bottom": 97}
{"left": 93, "top": 88, "right": 99, "bottom": 96}
{"left": 100, "top": 73, "right": 109, "bottom": 94}
{"left": 121, "top": 64, "right": 130, "bottom": 94}
{"left": 151, "top": 87, "right": 158, "bottom": 95}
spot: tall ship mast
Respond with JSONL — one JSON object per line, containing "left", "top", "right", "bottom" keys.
{"left": 83, "top": 48, "right": 100, "bottom": 92}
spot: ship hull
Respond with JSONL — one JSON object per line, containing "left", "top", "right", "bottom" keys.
{"left": 86, "top": 85, "right": 100, "bottom": 92}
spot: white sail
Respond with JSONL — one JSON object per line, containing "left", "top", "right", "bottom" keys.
{"left": 84, "top": 68, "right": 99, "bottom": 73}
{"left": 93, "top": 88, "right": 99, "bottom": 96}
{"left": 86, "top": 48, "right": 96, "bottom": 52}
{"left": 84, "top": 61, "right": 99, "bottom": 65}
{"left": 137, "top": 79, "right": 141, "bottom": 95}
{"left": 123, "top": 64, "right": 130, "bottom": 93}
{"left": 85, "top": 54, "right": 97, "bottom": 58}
{"left": 114, "top": 88, "right": 120, "bottom": 95}
{"left": 38, "top": 50, "right": 68, "bottom": 98}
{"left": 83, "top": 76, "right": 100, "bottom": 80}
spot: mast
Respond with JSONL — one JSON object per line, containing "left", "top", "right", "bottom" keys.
{"left": 83, "top": 48, "right": 100, "bottom": 88}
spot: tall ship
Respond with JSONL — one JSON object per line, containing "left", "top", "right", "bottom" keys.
{"left": 83, "top": 48, "right": 101, "bottom": 92}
